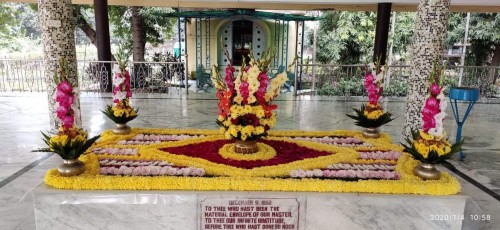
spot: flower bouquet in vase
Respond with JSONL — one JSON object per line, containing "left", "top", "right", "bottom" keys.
{"left": 401, "top": 62, "right": 463, "bottom": 180}
{"left": 102, "top": 46, "right": 138, "bottom": 134}
{"left": 33, "top": 58, "right": 100, "bottom": 177}
{"left": 212, "top": 48, "right": 296, "bottom": 154}
{"left": 346, "top": 62, "right": 394, "bottom": 138}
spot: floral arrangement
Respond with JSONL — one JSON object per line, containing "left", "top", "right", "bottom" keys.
{"left": 102, "top": 46, "right": 138, "bottom": 124}
{"left": 211, "top": 49, "right": 296, "bottom": 141}
{"left": 402, "top": 63, "right": 463, "bottom": 164}
{"left": 44, "top": 128, "right": 461, "bottom": 195}
{"left": 347, "top": 62, "right": 394, "bottom": 128}
{"left": 34, "top": 59, "right": 100, "bottom": 160}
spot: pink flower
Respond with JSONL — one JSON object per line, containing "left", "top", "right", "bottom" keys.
{"left": 422, "top": 116, "right": 436, "bottom": 132}
{"left": 123, "top": 167, "right": 133, "bottom": 175}
{"left": 61, "top": 115, "right": 74, "bottom": 129}
{"left": 365, "top": 73, "right": 374, "bottom": 83}
{"left": 56, "top": 106, "right": 69, "bottom": 118}
{"left": 57, "top": 81, "right": 73, "bottom": 94}
{"left": 239, "top": 81, "right": 250, "bottom": 104}
{"left": 55, "top": 90, "right": 67, "bottom": 102}
{"left": 430, "top": 83, "right": 441, "bottom": 95}
{"left": 425, "top": 97, "right": 439, "bottom": 110}
{"left": 337, "top": 170, "right": 347, "bottom": 178}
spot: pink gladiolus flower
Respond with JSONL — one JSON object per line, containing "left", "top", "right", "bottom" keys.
{"left": 57, "top": 81, "right": 73, "bottom": 94}
{"left": 365, "top": 73, "right": 374, "bottom": 82}
{"left": 56, "top": 106, "right": 69, "bottom": 118}
{"left": 425, "top": 97, "right": 439, "bottom": 110}
{"left": 240, "top": 81, "right": 250, "bottom": 103}
{"left": 55, "top": 90, "right": 67, "bottom": 102}
{"left": 430, "top": 83, "right": 441, "bottom": 95}
{"left": 61, "top": 115, "right": 74, "bottom": 127}
{"left": 422, "top": 116, "right": 436, "bottom": 132}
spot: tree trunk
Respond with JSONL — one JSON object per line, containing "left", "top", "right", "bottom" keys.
{"left": 131, "top": 6, "right": 146, "bottom": 61}
{"left": 489, "top": 44, "right": 500, "bottom": 86}
{"left": 75, "top": 8, "right": 116, "bottom": 61}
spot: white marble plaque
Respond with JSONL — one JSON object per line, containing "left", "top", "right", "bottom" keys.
{"left": 200, "top": 197, "right": 300, "bottom": 230}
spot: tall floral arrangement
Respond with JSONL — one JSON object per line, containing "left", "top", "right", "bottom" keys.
{"left": 347, "top": 62, "right": 394, "bottom": 128}
{"left": 34, "top": 58, "right": 100, "bottom": 160}
{"left": 402, "top": 62, "right": 463, "bottom": 164}
{"left": 212, "top": 49, "right": 296, "bottom": 141}
{"left": 102, "top": 46, "right": 138, "bottom": 124}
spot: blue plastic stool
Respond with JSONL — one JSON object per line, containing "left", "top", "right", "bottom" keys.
{"left": 449, "top": 87, "right": 480, "bottom": 161}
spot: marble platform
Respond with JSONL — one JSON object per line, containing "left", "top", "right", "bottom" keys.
{"left": 33, "top": 184, "right": 474, "bottom": 230}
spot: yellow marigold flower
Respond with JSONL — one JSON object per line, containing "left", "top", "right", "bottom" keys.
{"left": 223, "top": 120, "right": 232, "bottom": 127}
{"left": 50, "top": 134, "right": 69, "bottom": 146}
{"left": 443, "top": 145, "right": 451, "bottom": 154}
{"left": 255, "top": 126, "right": 265, "bottom": 135}
{"left": 240, "top": 133, "right": 248, "bottom": 141}
{"left": 243, "top": 105, "right": 252, "bottom": 114}
{"left": 218, "top": 115, "right": 224, "bottom": 121}
{"left": 234, "top": 95, "right": 243, "bottom": 105}
{"left": 229, "top": 126, "right": 238, "bottom": 137}
{"left": 224, "top": 130, "right": 232, "bottom": 139}
{"left": 242, "top": 126, "right": 254, "bottom": 136}
{"left": 366, "top": 110, "right": 383, "bottom": 120}
{"left": 419, "top": 130, "right": 434, "bottom": 141}
{"left": 219, "top": 127, "right": 226, "bottom": 134}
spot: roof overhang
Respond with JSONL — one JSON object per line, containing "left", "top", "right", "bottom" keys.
{"left": 4, "top": 0, "right": 500, "bottom": 12}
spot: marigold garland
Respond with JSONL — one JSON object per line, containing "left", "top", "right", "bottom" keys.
{"left": 44, "top": 128, "right": 461, "bottom": 195}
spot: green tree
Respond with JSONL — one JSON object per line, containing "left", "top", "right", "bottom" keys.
{"left": 109, "top": 6, "right": 176, "bottom": 61}
{"left": 313, "top": 11, "right": 415, "bottom": 65}
{"left": 446, "top": 13, "right": 500, "bottom": 67}
{"left": 0, "top": 3, "right": 19, "bottom": 50}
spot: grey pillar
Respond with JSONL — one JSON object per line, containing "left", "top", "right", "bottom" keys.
{"left": 403, "top": 0, "right": 450, "bottom": 137}
{"left": 39, "top": 0, "right": 81, "bottom": 131}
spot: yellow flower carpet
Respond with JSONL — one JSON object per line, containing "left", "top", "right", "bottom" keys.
{"left": 45, "top": 128, "right": 460, "bottom": 195}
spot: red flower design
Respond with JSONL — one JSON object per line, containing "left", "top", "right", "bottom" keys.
{"left": 161, "top": 139, "right": 334, "bottom": 169}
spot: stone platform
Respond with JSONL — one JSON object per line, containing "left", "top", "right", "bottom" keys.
{"left": 32, "top": 184, "right": 474, "bottom": 230}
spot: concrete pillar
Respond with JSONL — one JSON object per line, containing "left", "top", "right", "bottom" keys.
{"left": 39, "top": 0, "right": 81, "bottom": 132}
{"left": 403, "top": 0, "right": 450, "bottom": 137}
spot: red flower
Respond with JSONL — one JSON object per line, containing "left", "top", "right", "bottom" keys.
{"left": 161, "top": 139, "right": 333, "bottom": 169}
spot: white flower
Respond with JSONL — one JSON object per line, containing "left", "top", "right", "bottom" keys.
{"left": 114, "top": 76, "right": 125, "bottom": 86}
{"left": 113, "top": 64, "right": 120, "bottom": 74}
{"left": 113, "top": 91, "right": 127, "bottom": 101}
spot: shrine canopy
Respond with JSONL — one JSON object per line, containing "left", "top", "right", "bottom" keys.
{"left": 163, "top": 9, "right": 318, "bottom": 21}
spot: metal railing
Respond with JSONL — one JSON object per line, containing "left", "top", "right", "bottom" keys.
{"left": 298, "top": 64, "right": 500, "bottom": 98}
{"left": 0, "top": 59, "right": 187, "bottom": 94}
{"left": 1, "top": 59, "right": 499, "bottom": 98}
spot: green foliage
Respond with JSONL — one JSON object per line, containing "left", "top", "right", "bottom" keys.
{"left": 446, "top": 13, "right": 500, "bottom": 66}
{"left": 313, "top": 11, "right": 415, "bottom": 64}
{"left": 101, "top": 105, "right": 138, "bottom": 124}
{"left": 346, "top": 104, "right": 394, "bottom": 128}
{"left": 109, "top": 6, "right": 176, "bottom": 46}
{"left": 33, "top": 132, "right": 100, "bottom": 160}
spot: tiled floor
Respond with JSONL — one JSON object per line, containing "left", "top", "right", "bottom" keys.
{"left": 0, "top": 92, "right": 498, "bottom": 229}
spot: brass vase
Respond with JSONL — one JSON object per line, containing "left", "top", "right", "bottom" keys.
{"left": 113, "top": 123, "right": 131, "bottom": 135}
{"left": 58, "top": 159, "right": 85, "bottom": 177}
{"left": 414, "top": 162, "right": 441, "bottom": 180}
{"left": 363, "top": 127, "right": 380, "bottom": 138}
{"left": 234, "top": 140, "right": 259, "bottom": 154}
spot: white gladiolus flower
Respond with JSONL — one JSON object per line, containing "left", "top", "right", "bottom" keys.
{"left": 113, "top": 91, "right": 127, "bottom": 101}
{"left": 114, "top": 76, "right": 125, "bottom": 86}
